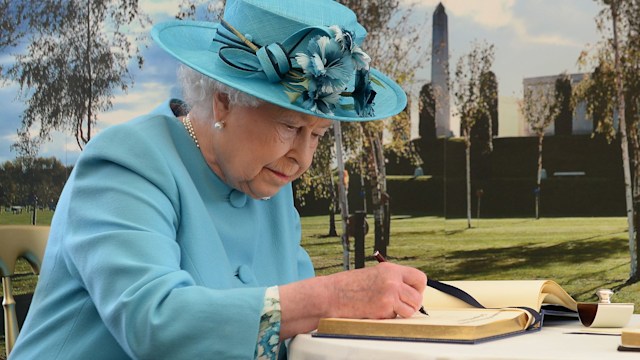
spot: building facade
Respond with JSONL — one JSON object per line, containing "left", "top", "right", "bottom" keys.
{"left": 522, "top": 73, "right": 590, "bottom": 136}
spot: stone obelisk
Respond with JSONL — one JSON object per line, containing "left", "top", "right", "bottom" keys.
{"left": 431, "top": 2, "right": 450, "bottom": 137}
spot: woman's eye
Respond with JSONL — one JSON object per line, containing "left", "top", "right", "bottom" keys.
{"left": 282, "top": 123, "right": 298, "bottom": 133}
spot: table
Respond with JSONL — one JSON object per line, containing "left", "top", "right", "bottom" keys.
{"left": 288, "top": 315, "right": 640, "bottom": 360}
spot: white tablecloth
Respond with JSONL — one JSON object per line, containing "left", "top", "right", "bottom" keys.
{"left": 288, "top": 315, "right": 640, "bottom": 360}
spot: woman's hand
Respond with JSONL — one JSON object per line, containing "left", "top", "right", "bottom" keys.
{"left": 278, "top": 263, "right": 427, "bottom": 339}
{"left": 324, "top": 262, "right": 427, "bottom": 319}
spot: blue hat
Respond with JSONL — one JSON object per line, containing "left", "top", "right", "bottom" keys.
{"left": 152, "top": 0, "right": 407, "bottom": 122}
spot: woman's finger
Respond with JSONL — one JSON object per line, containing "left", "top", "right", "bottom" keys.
{"left": 402, "top": 267, "right": 428, "bottom": 293}
{"left": 398, "top": 282, "right": 423, "bottom": 313}
{"left": 393, "top": 297, "right": 418, "bottom": 318}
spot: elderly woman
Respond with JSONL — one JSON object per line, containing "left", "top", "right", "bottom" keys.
{"left": 10, "top": 0, "right": 426, "bottom": 359}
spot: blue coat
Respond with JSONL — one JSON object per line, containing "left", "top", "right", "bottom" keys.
{"left": 10, "top": 100, "right": 315, "bottom": 359}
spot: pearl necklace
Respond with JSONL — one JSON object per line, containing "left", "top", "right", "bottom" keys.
{"left": 182, "top": 113, "right": 200, "bottom": 148}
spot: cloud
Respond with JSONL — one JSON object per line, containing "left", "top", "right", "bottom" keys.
{"left": 407, "top": 0, "right": 580, "bottom": 47}
{"left": 140, "top": 0, "right": 181, "bottom": 20}
{"left": 442, "top": 0, "right": 516, "bottom": 29}
{"left": 405, "top": 0, "right": 515, "bottom": 28}
{"left": 509, "top": 18, "right": 579, "bottom": 47}
{"left": 97, "top": 81, "right": 173, "bottom": 129}
{"left": 38, "top": 131, "right": 81, "bottom": 165}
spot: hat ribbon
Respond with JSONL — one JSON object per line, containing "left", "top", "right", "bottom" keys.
{"left": 211, "top": 20, "right": 332, "bottom": 83}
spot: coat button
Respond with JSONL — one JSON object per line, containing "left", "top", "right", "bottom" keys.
{"left": 229, "top": 190, "right": 247, "bottom": 208}
{"left": 237, "top": 265, "right": 255, "bottom": 284}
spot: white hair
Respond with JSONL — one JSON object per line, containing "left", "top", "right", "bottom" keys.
{"left": 177, "top": 65, "right": 262, "bottom": 122}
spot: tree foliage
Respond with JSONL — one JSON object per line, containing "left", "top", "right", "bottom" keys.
{"left": 554, "top": 74, "right": 573, "bottom": 136}
{"left": 469, "top": 71, "right": 498, "bottom": 198}
{"left": 577, "top": 0, "right": 640, "bottom": 144}
{"left": 336, "top": 0, "right": 427, "bottom": 166}
{"left": 418, "top": 83, "right": 436, "bottom": 142}
{"left": 4, "top": 0, "right": 149, "bottom": 153}
{"left": 0, "top": 1, "right": 63, "bottom": 71}
{"left": 470, "top": 71, "right": 498, "bottom": 154}
{"left": 574, "top": 63, "right": 617, "bottom": 138}
{"left": 521, "top": 84, "right": 559, "bottom": 137}
{"left": 520, "top": 77, "right": 561, "bottom": 219}
{"left": 453, "top": 42, "right": 495, "bottom": 141}
{"left": 0, "top": 157, "right": 71, "bottom": 208}
{"left": 176, "top": 0, "right": 225, "bottom": 21}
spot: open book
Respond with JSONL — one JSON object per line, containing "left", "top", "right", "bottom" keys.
{"left": 315, "top": 280, "right": 578, "bottom": 344}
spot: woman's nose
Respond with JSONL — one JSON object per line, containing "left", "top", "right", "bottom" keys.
{"left": 288, "top": 133, "right": 315, "bottom": 168}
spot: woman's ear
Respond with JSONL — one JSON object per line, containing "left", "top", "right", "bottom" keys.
{"left": 212, "top": 92, "right": 231, "bottom": 120}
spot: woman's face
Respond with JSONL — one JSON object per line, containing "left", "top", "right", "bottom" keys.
{"left": 202, "top": 93, "right": 333, "bottom": 199}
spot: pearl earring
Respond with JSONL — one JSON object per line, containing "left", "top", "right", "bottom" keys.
{"left": 214, "top": 121, "right": 225, "bottom": 130}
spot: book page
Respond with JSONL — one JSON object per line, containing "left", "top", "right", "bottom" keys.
{"left": 378, "top": 308, "right": 532, "bottom": 327}
{"left": 423, "top": 280, "right": 577, "bottom": 311}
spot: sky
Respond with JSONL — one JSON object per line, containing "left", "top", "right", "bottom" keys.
{"left": 0, "top": 0, "right": 604, "bottom": 165}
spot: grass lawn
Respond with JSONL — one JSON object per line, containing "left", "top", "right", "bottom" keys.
{"left": 301, "top": 214, "right": 640, "bottom": 310}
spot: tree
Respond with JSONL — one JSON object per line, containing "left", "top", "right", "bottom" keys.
{"left": 176, "top": 0, "right": 225, "bottom": 21}
{"left": 419, "top": 83, "right": 437, "bottom": 143}
{"left": 0, "top": 157, "right": 71, "bottom": 208}
{"left": 4, "top": 0, "right": 149, "bottom": 153}
{"left": 577, "top": 0, "right": 640, "bottom": 281}
{"left": 609, "top": 0, "right": 637, "bottom": 280}
{"left": 520, "top": 80, "right": 560, "bottom": 220}
{"left": 0, "top": 1, "right": 26, "bottom": 61}
{"left": 298, "top": 0, "right": 429, "bottom": 261}
{"left": 554, "top": 74, "right": 573, "bottom": 136}
{"left": 451, "top": 41, "right": 495, "bottom": 228}
{"left": 342, "top": 0, "right": 427, "bottom": 257}
{"left": 1, "top": 2, "right": 52, "bottom": 72}
{"left": 294, "top": 128, "right": 341, "bottom": 238}
{"left": 470, "top": 71, "right": 498, "bottom": 219}
{"left": 575, "top": 63, "right": 617, "bottom": 139}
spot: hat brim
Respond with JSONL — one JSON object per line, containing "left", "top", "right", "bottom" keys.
{"left": 152, "top": 21, "right": 407, "bottom": 122}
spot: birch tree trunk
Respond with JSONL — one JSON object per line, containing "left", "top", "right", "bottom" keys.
{"left": 373, "top": 135, "right": 390, "bottom": 249}
{"left": 536, "top": 133, "right": 544, "bottom": 220}
{"left": 611, "top": 0, "right": 638, "bottom": 280}
{"left": 334, "top": 122, "right": 350, "bottom": 270}
{"left": 327, "top": 170, "right": 338, "bottom": 237}
{"left": 465, "top": 129, "right": 472, "bottom": 228}
{"left": 362, "top": 127, "right": 387, "bottom": 257}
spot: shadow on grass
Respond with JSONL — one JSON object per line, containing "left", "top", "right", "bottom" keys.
{"left": 314, "top": 263, "right": 344, "bottom": 272}
{"left": 384, "top": 255, "right": 419, "bottom": 262}
{"left": 304, "top": 239, "right": 342, "bottom": 248}
{"left": 561, "top": 269, "right": 639, "bottom": 300}
{"left": 390, "top": 215, "right": 417, "bottom": 220}
{"left": 611, "top": 273, "right": 640, "bottom": 293}
{"left": 393, "top": 230, "right": 444, "bottom": 238}
{"left": 423, "top": 237, "right": 628, "bottom": 280}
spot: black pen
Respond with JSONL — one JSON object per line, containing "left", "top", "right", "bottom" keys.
{"left": 373, "top": 250, "right": 429, "bottom": 316}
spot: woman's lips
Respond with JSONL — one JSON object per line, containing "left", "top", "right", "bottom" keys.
{"left": 267, "top": 168, "right": 290, "bottom": 181}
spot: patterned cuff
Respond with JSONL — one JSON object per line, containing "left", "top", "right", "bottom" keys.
{"left": 255, "top": 286, "right": 281, "bottom": 360}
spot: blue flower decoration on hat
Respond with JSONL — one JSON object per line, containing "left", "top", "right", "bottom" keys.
{"left": 296, "top": 36, "right": 354, "bottom": 94}
{"left": 213, "top": 20, "right": 378, "bottom": 117}
{"left": 353, "top": 69, "right": 377, "bottom": 117}
{"left": 329, "top": 26, "right": 371, "bottom": 71}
